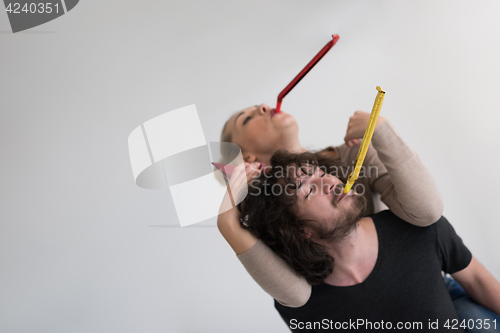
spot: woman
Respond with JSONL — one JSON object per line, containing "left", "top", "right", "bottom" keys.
{"left": 218, "top": 103, "right": 500, "bottom": 329}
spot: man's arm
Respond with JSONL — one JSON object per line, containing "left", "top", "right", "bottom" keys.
{"left": 452, "top": 256, "right": 500, "bottom": 315}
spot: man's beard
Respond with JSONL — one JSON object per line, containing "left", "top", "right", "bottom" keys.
{"left": 310, "top": 194, "right": 368, "bottom": 242}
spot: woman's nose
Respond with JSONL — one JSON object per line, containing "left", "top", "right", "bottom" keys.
{"left": 258, "top": 103, "right": 270, "bottom": 115}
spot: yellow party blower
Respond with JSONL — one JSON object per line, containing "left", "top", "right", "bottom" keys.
{"left": 344, "top": 86, "right": 385, "bottom": 194}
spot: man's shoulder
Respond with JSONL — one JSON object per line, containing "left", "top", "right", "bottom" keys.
{"left": 370, "top": 210, "right": 401, "bottom": 225}
{"left": 371, "top": 210, "right": 440, "bottom": 233}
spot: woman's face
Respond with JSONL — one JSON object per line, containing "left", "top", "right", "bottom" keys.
{"left": 223, "top": 103, "right": 298, "bottom": 163}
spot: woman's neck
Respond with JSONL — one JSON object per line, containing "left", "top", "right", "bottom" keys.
{"left": 280, "top": 136, "right": 306, "bottom": 154}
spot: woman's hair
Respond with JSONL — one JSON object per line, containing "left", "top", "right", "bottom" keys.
{"left": 220, "top": 118, "right": 232, "bottom": 144}
{"left": 218, "top": 118, "right": 239, "bottom": 169}
{"left": 237, "top": 149, "right": 349, "bottom": 285}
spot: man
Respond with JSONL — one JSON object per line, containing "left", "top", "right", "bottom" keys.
{"left": 235, "top": 150, "right": 500, "bottom": 332}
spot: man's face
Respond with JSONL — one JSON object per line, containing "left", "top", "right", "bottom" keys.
{"left": 224, "top": 103, "right": 298, "bottom": 162}
{"left": 288, "top": 165, "right": 367, "bottom": 241}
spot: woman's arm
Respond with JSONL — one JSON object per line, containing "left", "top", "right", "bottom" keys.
{"left": 219, "top": 209, "right": 311, "bottom": 307}
{"left": 217, "top": 162, "right": 261, "bottom": 255}
{"left": 342, "top": 112, "right": 443, "bottom": 226}
{"left": 218, "top": 205, "right": 258, "bottom": 255}
{"left": 217, "top": 163, "right": 312, "bottom": 307}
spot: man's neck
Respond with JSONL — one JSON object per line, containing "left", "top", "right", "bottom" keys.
{"left": 322, "top": 217, "right": 378, "bottom": 286}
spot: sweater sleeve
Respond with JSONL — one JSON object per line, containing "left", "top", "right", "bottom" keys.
{"left": 237, "top": 239, "right": 312, "bottom": 308}
{"left": 234, "top": 121, "right": 442, "bottom": 308}
{"left": 365, "top": 121, "right": 443, "bottom": 226}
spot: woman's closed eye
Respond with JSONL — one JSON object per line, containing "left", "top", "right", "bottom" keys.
{"left": 243, "top": 116, "right": 252, "bottom": 125}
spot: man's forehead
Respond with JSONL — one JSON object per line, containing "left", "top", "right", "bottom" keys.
{"left": 276, "top": 176, "right": 300, "bottom": 202}
{"left": 273, "top": 163, "right": 312, "bottom": 177}
{"left": 287, "top": 164, "right": 316, "bottom": 179}
{"left": 297, "top": 164, "right": 316, "bottom": 175}
{"left": 276, "top": 164, "right": 316, "bottom": 187}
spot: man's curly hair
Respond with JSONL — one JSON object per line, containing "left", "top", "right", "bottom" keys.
{"left": 237, "top": 149, "right": 351, "bottom": 285}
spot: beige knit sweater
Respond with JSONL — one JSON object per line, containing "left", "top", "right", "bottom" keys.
{"left": 236, "top": 121, "right": 443, "bottom": 308}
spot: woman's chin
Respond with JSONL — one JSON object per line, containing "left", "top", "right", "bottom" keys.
{"left": 274, "top": 113, "right": 297, "bottom": 128}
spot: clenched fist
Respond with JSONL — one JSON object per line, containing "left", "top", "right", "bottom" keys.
{"left": 344, "top": 111, "right": 386, "bottom": 147}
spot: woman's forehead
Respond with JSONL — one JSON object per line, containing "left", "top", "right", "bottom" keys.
{"left": 231, "top": 105, "right": 257, "bottom": 120}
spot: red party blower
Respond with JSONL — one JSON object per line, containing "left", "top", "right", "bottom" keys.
{"left": 275, "top": 34, "right": 339, "bottom": 114}
{"left": 212, "top": 162, "right": 270, "bottom": 182}
{"left": 212, "top": 162, "right": 237, "bottom": 182}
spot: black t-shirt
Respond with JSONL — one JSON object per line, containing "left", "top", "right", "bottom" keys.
{"left": 275, "top": 210, "right": 472, "bottom": 332}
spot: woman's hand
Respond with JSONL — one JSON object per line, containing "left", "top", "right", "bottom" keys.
{"left": 218, "top": 162, "right": 264, "bottom": 221}
{"left": 344, "top": 110, "right": 387, "bottom": 148}
{"left": 217, "top": 162, "right": 265, "bottom": 254}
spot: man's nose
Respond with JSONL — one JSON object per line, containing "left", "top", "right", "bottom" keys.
{"left": 322, "top": 177, "right": 343, "bottom": 194}
{"left": 315, "top": 176, "right": 332, "bottom": 195}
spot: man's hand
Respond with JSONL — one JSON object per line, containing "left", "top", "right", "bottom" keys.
{"left": 344, "top": 111, "right": 387, "bottom": 148}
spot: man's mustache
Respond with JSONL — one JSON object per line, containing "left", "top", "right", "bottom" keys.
{"left": 331, "top": 183, "right": 345, "bottom": 207}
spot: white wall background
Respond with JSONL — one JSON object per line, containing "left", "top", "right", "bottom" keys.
{"left": 1, "top": 1, "right": 499, "bottom": 332}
